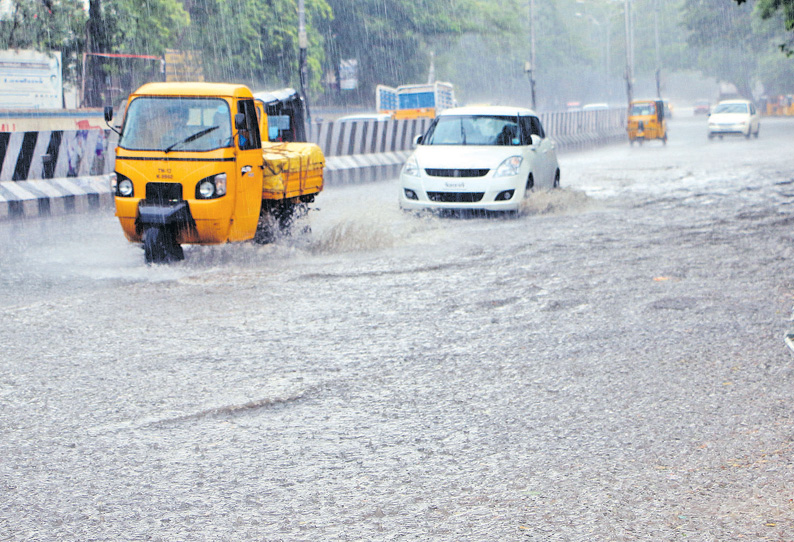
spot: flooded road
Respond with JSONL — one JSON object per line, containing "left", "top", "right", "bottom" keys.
{"left": 2, "top": 116, "right": 794, "bottom": 540}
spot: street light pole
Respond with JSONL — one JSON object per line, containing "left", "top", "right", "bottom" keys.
{"left": 624, "top": 0, "right": 633, "bottom": 108}
{"left": 654, "top": 0, "right": 661, "bottom": 98}
{"left": 529, "top": 0, "right": 537, "bottom": 110}
{"left": 298, "top": 0, "right": 312, "bottom": 127}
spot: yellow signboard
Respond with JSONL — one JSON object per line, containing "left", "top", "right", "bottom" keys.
{"left": 165, "top": 50, "right": 205, "bottom": 82}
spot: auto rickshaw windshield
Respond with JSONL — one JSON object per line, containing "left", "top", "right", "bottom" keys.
{"left": 120, "top": 97, "right": 233, "bottom": 152}
{"left": 630, "top": 102, "right": 656, "bottom": 116}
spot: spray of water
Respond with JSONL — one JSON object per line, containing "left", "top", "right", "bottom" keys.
{"left": 519, "top": 188, "right": 596, "bottom": 216}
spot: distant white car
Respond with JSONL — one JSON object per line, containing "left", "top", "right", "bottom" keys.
{"left": 399, "top": 106, "right": 560, "bottom": 213}
{"left": 583, "top": 103, "right": 609, "bottom": 111}
{"left": 708, "top": 99, "right": 760, "bottom": 139}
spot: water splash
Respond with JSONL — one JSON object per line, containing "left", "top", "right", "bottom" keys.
{"left": 519, "top": 188, "right": 596, "bottom": 216}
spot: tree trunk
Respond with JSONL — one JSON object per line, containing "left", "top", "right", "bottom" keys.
{"left": 85, "top": 0, "right": 107, "bottom": 107}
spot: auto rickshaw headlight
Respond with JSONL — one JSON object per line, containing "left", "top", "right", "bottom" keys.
{"left": 118, "top": 177, "right": 134, "bottom": 197}
{"left": 196, "top": 173, "right": 227, "bottom": 199}
{"left": 214, "top": 173, "right": 227, "bottom": 196}
{"left": 198, "top": 179, "right": 216, "bottom": 199}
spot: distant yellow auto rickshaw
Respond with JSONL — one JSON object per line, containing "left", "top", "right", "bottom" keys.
{"left": 627, "top": 99, "right": 667, "bottom": 146}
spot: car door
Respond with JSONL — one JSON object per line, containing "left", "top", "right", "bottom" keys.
{"left": 531, "top": 115, "right": 555, "bottom": 186}
{"left": 520, "top": 116, "right": 546, "bottom": 187}
{"left": 749, "top": 102, "right": 759, "bottom": 133}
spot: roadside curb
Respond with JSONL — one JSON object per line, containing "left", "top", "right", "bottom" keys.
{"left": 0, "top": 176, "right": 112, "bottom": 221}
{"left": 0, "top": 130, "right": 628, "bottom": 221}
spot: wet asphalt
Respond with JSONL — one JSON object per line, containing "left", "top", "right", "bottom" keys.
{"left": 1, "top": 115, "right": 794, "bottom": 541}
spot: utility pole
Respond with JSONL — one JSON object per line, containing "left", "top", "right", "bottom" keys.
{"left": 528, "top": 0, "right": 537, "bottom": 110}
{"left": 298, "top": 0, "right": 312, "bottom": 128}
{"left": 654, "top": 0, "right": 661, "bottom": 98}
{"left": 624, "top": 0, "right": 633, "bottom": 108}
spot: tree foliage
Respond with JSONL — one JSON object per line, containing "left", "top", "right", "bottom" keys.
{"left": 0, "top": 0, "right": 87, "bottom": 81}
{"left": 180, "top": 0, "right": 331, "bottom": 89}
{"left": 735, "top": 0, "right": 794, "bottom": 53}
{"left": 317, "top": 0, "right": 508, "bottom": 102}
{"left": 684, "top": 0, "right": 794, "bottom": 97}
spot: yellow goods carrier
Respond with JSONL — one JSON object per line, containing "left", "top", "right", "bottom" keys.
{"left": 107, "top": 82, "right": 324, "bottom": 263}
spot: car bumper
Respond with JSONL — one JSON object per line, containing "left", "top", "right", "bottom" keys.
{"left": 399, "top": 173, "right": 524, "bottom": 212}
{"left": 708, "top": 125, "right": 749, "bottom": 135}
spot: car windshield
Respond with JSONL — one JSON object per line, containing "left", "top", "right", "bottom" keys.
{"left": 712, "top": 103, "right": 749, "bottom": 114}
{"left": 120, "top": 97, "right": 233, "bottom": 152}
{"left": 630, "top": 103, "right": 656, "bottom": 116}
{"left": 423, "top": 115, "right": 522, "bottom": 146}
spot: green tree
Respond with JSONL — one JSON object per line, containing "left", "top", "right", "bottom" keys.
{"left": 178, "top": 0, "right": 331, "bottom": 91}
{"left": 735, "top": 0, "right": 794, "bottom": 53}
{"left": 82, "top": 0, "right": 189, "bottom": 105}
{"left": 684, "top": 0, "right": 794, "bottom": 97}
{"left": 682, "top": 0, "right": 764, "bottom": 98}
{"left": 0, "top": 0, "right": 87, "bottom": 84}
{"left": 319, "top": 0, "right": 504, "bottom": 104}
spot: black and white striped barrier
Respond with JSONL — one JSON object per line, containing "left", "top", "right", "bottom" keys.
{"left": 313, "top": 110, "right": 627, "bottom": 185}
{"left": 311, "top": 118, "right": 433, "bottom": 157}
{"left": 324, "top": 151, "right": 412, "bottom": 186}
{"left": 0, "top": 129, "right": 117, "bottom": 182}
{"left": 0, "top": 128, "right": 118, "bottom": 220}
{"left": 0, "top": 110, "right": 626, "bottom": 219}
{"left": 540, "top": 108, "right": 627, "bottom": 150}
{"left": 0, "top": 176, "right": 112, "bottom": 220}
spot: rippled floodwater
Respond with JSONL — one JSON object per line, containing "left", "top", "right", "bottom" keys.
{"left": 1, "top": 116, "right": 794, "bottom": 541}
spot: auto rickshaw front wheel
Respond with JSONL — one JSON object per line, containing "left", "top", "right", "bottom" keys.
{"left": 143, "top": 226, "right": 184, "bottom": 264}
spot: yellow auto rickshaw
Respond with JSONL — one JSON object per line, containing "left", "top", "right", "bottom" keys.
{"left": 627, "top": 99, "right": 667, "bottom": 146}
{"left": 107, "top": 82, "right": 324, "bottom": 264}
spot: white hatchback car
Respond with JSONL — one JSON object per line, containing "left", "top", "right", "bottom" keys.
{"left": 399, "top": 106, "right": 559, "bottom": 213}
{"left": 707, "top": 99, "right": 760, "bottom": 139}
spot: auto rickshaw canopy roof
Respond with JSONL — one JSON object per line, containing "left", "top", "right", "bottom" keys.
{"left": 132, "top": 82, "right": 254, "bottom": 100}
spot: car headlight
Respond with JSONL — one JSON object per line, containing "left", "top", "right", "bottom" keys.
{"left": 196, "top": 173, "right": 227, "bottom": 199}
{"left": 114, "top": 173, "right": 134, "bottom": 197}
{"left": 403, "top": 156, "right": 420, "bottom": 177}
{"left": 494, "top": 156, "right": 523, "bottom": 178}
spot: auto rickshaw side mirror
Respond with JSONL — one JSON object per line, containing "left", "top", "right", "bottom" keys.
{"left": 235, "top": 113, "right": 247, "bottom": 130}
{"left": 104, "top": 106, "right": 113, "bottom": 123}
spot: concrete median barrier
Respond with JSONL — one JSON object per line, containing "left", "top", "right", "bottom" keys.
{"left": 0, "top": 176, "right": 112, "bottom": 220}
{"left": 0, "top": 109, "right": 626, "bottom": 220}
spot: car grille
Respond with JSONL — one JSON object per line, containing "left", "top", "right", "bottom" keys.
{"left": 146, "top": 182, "right": 183, "bottom": 204}
{"left": 427, "top": 192, "right": 485, "bottom": 203}
{"left": 425, "top": 168, "right": 490, "bottom": 178}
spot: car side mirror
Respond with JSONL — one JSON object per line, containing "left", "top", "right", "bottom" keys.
{"left": 413, "top": 134, "right": 423, "bottom": 147}
{"left": 530, "top": 134, "right": 542, "bottom": 147}
{"left": 104, "top": 106, "right": 113, "bottom": 123}
{"left": 235, "top": 113, "right": 246, "bottom": 130}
